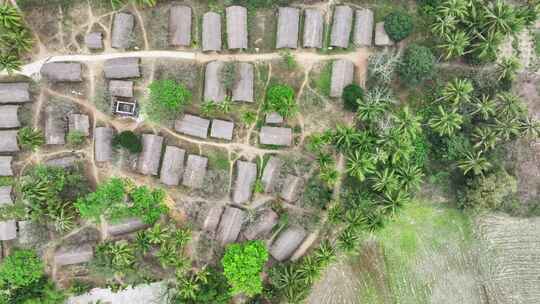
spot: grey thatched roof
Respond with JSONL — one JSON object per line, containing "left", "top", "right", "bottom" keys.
{"left": 0, "top": 220, "right": 16, "bottom": 241}
{"left": 232, "top": 62, "right": 253, "bottom": 102}
{"left": 232, "top": 161, "right": 257, "bottom": 204}
{"left": 353, "top": 9, "right": 374, "bottom": 47}
{"left": 182, "top": 154, "right": 208, "bottom": 189}
{"left": 0, "top": 156, "right": 13, "bottom": 176}
{"left": 243, "top": 209, "right": 278, "bottom": 240}
{"left": 202, "top": 12, "right": 222, "bottom": 51}
{"left": 169, "top": 5, "right": 192, "bottom": 47}
{"left": 265, "top": 112, "right": 283, "bottom": 124}
{"left": 112, "top": 12, "right": 134, "bottom": 49}
{"left": 261, "top": 156, "right": 281, "bottom": 193}
{"left": 68, "top": 114, "right": 90, "bottom": 136}
{"left": 226, "top": 6, "right": 248, "bottom": 49}
{"left": 210, "top": 119, "right": 234, "bottom": 140}
{"left": 41, "top": 62, "right": 83, "bottom": 82}
{"left": 45, "top": 105, "right": 66, "bottom": 145}
{"left": 54, "top": 244, "right": 94, "bottom": 266}
{"left": 160, "top": 145, "right": 185, "bottom": 186}
{"left": 45, "top": 155, "right": 79, "bottom": 168}
{"left": 109, "top": 80, "right": 134, "bottom": 97}
{"left": 375, "top": 22, "right": 394, "bottom": 46}
{"left": 0, "top": 130, "right": 19, "bottom": 152}
{"left": 0, "top": 186, "right": 12, "bottom": 205}
{"left": 330, "top": 59, "right": 354, "bottom": 97}
{"left": 280, "top": 174, "right": 304, "bottom": 202}
{"left": 0, "top": 82, "right": 30, "bottom": 104}
{"left": 259, "top": 126, "right": 292, "bottom": 146}
{"left": 204, "top": 61, "right": 226, "bottom": 103}
{"left": 269, "top": 226, "right": 306, "bottom": 261}
{"left": 104, "top": 57, "right": 141, "bottom": 79}
{"left": 175, "top": 114, "right": 210, "bottom": 139}
{"left": 203, "top": 206, "right": 224, "bottom": 234}
{"left": 137, "top": 134, "right": 163, "bottom": 176}
{"left": 303, "top": 9, "right": 324, "bottom": 48}
{"left": 330, "top": 5, "right": 353, "bottom": 48}
{"left": 216, "top": 206, "right": 245, "bottom": 245}
{"left": 107, "top": 217, "right": 148, "bottom": 236}
{"left": 0, "top": 105, "right": 20, "bottom": 129}
{"left": 94, "top": 127, "right": 113, "bottom": 163}
{"left": 276, "top": 7, "right": 300, "bottom": 49}
{"left": 85, "top": 32, "right": 103, "bottom": 49}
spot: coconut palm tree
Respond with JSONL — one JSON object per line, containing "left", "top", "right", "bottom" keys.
{"left": 392, "top": 106, "right": 422, "bottom": 140}
{"left": 470, "top": 95, "right": 497, "bottom": 120}
{"left": 109, "top": 241, "right": 135, "bottom": 270}
{"left": 494, "top": 117, "right": 521, "bottom": 141}
{"left": 313, "top": 240, "right": 335, "bottom": 267}
{"left": 381, "top": 190, "right": 410, "bottom": 216}
{"left": 471, "top": 31, "right": 502, "bottom": 61}
{"left": 438, "top": 0, "right": 470, "bottom": 20}
{"left": 18, "top": 127, "right": 44, "bottom": 151}
{"left": 519, "top": 116, "right": 540, "bottom": 138}
{"left": 457, "top": 150, "right": 492, "bottom": 175}
{"left": 346, "top": 151, "right": 375, "bottom": 182}
{"left": 0, "top": 5, "right": 22, "bottom": 29}
{"left": 439, "top": 31, "right": 471, "bottom": 59}
{"left": 331, "top": 124, "right": 361, "bottom": 152}
{"left": 1, "top": 28, "right": 33, "bottom": 54}
{"left": 319, "top": 167, "right": 339, "bottom": 188}
{"left": 146, "top": 223, "right": 170, "bottom": 245}
{"left": 306, "top": 133, "right": 329, "bottom": 153}
{"left": 240, "top": 110, "right": 257, "bottom": 126}
{"left": 371, "top": 168, "right": 399, "bottom": 194}
{"left": 483, "top": 0, "right": 523, "bottom": 36}
{"left": 431, "top": 15, "right": 458, "bottom": 37}
{"left": 356, "top": 99, "right": 386, "bottom": 124}
{"left": 472, "top": 126, "right": 499, "bottom": 151}
{"left": 337, "top": 227, "right": 360, "bottom": 253}
{"left": 0, "top": 53, "right": 22, "bottom": 74}
{"left": 397, "top": 164, "right": 424, "bottom": 192}
{"left": 439, "top": 78, "right": 474, "bottom": 105}
{"left": 428, "top": 106, "right": 463, "bottom": 137}
{"left": 496, "top": 93, "right": 526, "bottom": 119}
{"left": 496, "top": 56, "right": 521, "bottom": 81}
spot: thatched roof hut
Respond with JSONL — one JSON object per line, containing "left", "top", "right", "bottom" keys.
{"left": 169, "top": 5, "right": 192, "bottom": 46}
{"left": 0, "top": 105, "right": 20, "bottom": 129}
{"left": 0, "top": 83, "right": 30, "bottom": 104}
{"left": 280, "top": 174, "right": 304, "bottom": 202}
{"left": 276, "top": 7, "right": 300, "bottom": 49}
{"left": 353, "top": 9, "right": 374, "bottom": 47}
{"left": 210, "top": 119, "right": 234, "bottom": 140}
{"left": 261, "top": 156, "right": 281, "bottom": 193}
{"left": 182, "top": 154, "right": 208, "bottom": 189}
{"left": 232, "top": 62, "right": 253, "bottom": 102}
{"left": 232, "top": 161, "right": 257, "bottom": 204}
{"left": 175, "top": 114, "right": 210, "bottom": 139}
{"left": 259, "top": 126, "right": 292, "bottom": 146}
{"left": 68, "top": 114, "right": 90, "bottom": 136}
{"left": 226, "top": 6, "right": 248, "bottom": 49}
{"left": 0, "top": 156, "right": 13, "bottom": 176}
{"left": 94, "top": 127, "right": 113, "bottom": 163}
{"left": 375, "top": 22, "right": 394, "bottom": 46}
{"left": 45, "top": 105, "right": 66, "bottom": 145}
{"left": 269, "top": 226, "right": 306, "bottom": 261}
{"left": 54, "top": 244, "right": 94, "bottom": 266}
{"left": 330, "top": 5, "right": 353, "bottom": 48}
{"left": 85, "top": 32, "right": 103, "bottom": 49}
{"left": 303, "top": 9, "right": 324, "bottom": 48}
{"left": 0, "top": 130, "right": 19, "bottom": 152}
{"left": 112, "top": 12, "right": 134, "bottom": 49}
{"left": 202, "top": 12, "right": 222, "bottom": 52}
{"left": 217, "top": 206, "right": 245, "bottom": 245}
{"left": 160, "top": 146, "right": 185, "bottom": 186}
{"left": 203, "top": 206, "right": 224, "bottom": 233}
{"left": 204, "top": 61, "right": 226, "bottom": 103}
{"left": 107, "top": 217, "right": 148, "bottom": 236}
{"left": 0, "top": 186, "right": 15, "bottom": 241}
{"left": 243, "top": 209, "right": 278, "bottom": 240}
{"left": 109, "top": 80, "right": 134, "bottom": 97}
{"left": 41, "top": 62, "right": 83, "bottom": 82}
{"left": 265, "top": 112, "right": 283, "bottom": 124}
{"left": 330, "top": 59, "right": 354, "bottom": 97}
{"left": 104, "top": 57, "right": 140, "bottom": 79}
{"left": 137, "top": 134, "right": 163, "bottom": 176}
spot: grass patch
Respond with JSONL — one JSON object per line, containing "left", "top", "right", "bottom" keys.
{"left": 312, "top": 61, "right": 333, "bottom": 97}
{"left": 207, "top": 149, "right": 230, "bottom": 171}
{"left": 535, "top": 31, "right": 540, "bottom": 57}
{"left": 0, "top": 176, "right": 13, "bottom": 187}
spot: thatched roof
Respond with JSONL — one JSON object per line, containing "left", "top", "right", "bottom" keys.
{"left": 45, "top": 155, "right": 79, "bottom": 168}
{"left": 216, "top": 207, "right": 245, "bottom": 245}
{"left": 0, "top": 130, "right": 19, "bottom": 152}
{"left": 107, "top": 217, "right": 148, "bottom": 236}
{"left": 330, "top": 5, "right": 353, "bottom": 48}
{"left": 261, "top": 156, "right": 282, "bottom": 193}
{"left": 259, "top": 126, "right": 292, "bottom": 146}
{"left": 41, "top": 62, "right": 83, "bottom": 82}
{"left": 169, "top": 5, "right": 192, "bottom": 47}
{"left": 137, "top": 134, "right": 164, "bottom": 176}
{"left": 94, "top": 127, "right": 113, "bottom": 163}
{"left": 0, "top": 105, "right": 20, "bottom": 129}
{"left": 175, "top": 114, "right": 210, "bottom": 139}
{"left": 182, "top": 154, "right": 208, "bottom": 189}
{"left": 0, "top": 186, "right": 12, "bottom": 205}
{"left": 226, "top": 6, "right": 248, "bottom": 49}
{"left": 204, "top": 61, "right": 226, "bottom": 103}
{"left": 160, "top": 145, "right": 185, "bottom": 186}
{"left": 0, "top": 220, "right": 16, "bottom": 241}
{"left": 202, "top": 12, "right": 222, "bottom": 51}
{"left": 269, "top": 226, "right": 306, "bottom": 261}
{"left": 232, "top": 161, "right": 257, "bottom": 204}
{"left": 375, "top": 22, "right": 394, "bottom": 46}
{"left": 45, "top": 105, "right": 66, "bottom": 145}
{"left": 68, "top": 114, "right": 90, "bottom": 136}
{"left": 353, "top": 9, "right": 374, "bottom": 47}
{"left": 210, "top": 119, "right": 234, "bottom": 140}
{"left": 104, "top": 57, "right": 140, "bottom": 79}
{"left": 109, "top": 80, "right": 134, "bottom": 97}
{"left": 85, "top": 32, "right": 103, "bottom": 49}
{"left": 0, "top": 82, "right": 30, "bottom": 104}
{"left": 203, "top": 206, "right": 224, "bottom": 233}
{"left": 280, "top": 174, "right": 304, "bottom": 202}
{"left": 54, "top": 244, "right": 94, "bottom": 266}
{"left": 112, "top": 12, "right": 134, "bottom": 49}
{"left": 243, "top": 209, "right": 278, "bottom": 240}
{"left": 303, "top": 9, "right": 324, "bottom": 48}
{"left": 265, "top": 112, "right": 283, "bottom": 124}
{"left": 330, "top": 59, "right": 354, "bottom": 97}
{"left": 0, "top": 156, "right": 13, "bottom": 176}
{"left": 232, "top": 62, "right": 253, "bottom": 102}
{"left": 276, "top": 7, "right": 300, "bottom": 49}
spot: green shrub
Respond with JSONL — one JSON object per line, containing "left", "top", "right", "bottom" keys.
{"left": 399, "top": 44, "right": 435, "bottom": 86}
{"left": 146, "top": 79, "right": 192, "bottom": 123}
{"left": 264, "top": 84, "right": 297, "bottom": 118}
{"left": 458, "top": 168, "right": 517, "bottom": 211}
{"left": 129, "top": 186, "right": 167, "bottom": 225}
{"left": 0, "top": 250, "right": 44, "bottom": 288}
{"left": 384, "top": 12, "right": 413, "bottom": 42}
{"left": 67, "top": 130, "right": 86, "bottom": 147}
{"left": 342, "top": 84, "right": 364, "bottom": 111}
{"left": 18, "top": 127, "right": 44, "bottom": 151}
{"left": 75, "top": 178, "right": 126, "bottom": 223}
{"left": 113, "top": 131, "right": 142, "bottom": 154}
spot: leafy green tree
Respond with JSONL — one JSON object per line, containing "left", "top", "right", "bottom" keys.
{"left": 399, "top": 44, "right": 436, "bottom": 85}
{"left": 342, "top": 84, "right": 364, "bottom": 111}
{"left": 428, "top": 106, "right": 463, "bottom": 137}
{"left": 0, "top": 250, "right": 44, "bottom": 288}
{"left": 457, "top": 150, "right": 492, "bottom": 176}
{"left": 264, "top": 84, "right": 297, "bottom": 118}
{"left": 18, "top": 127, "right": 44, "bottom": 151}
{"left": 112, "top": 131, "right": 142, "bottom": 153}
{"left": 146, "top": 79, "right": 192, "bottom": 123}
{"left": 384, "top": 12, "right": 414, "bottom": 42}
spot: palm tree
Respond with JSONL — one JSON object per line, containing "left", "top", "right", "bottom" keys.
{"left": 496, "top": 56, "right": 521, "bottom": 81}
{"left": 171, "top": 228, "right": 191, "bottom": 249}
{"left": 439, "top": 78, "right": 474, "bottom": 105}
{"left": 472, "top": 126, "right": 499, "bottom": 151}
{"left": 331, "top": 124, "right": 360, "bottom": 152}
{"left": 135, "top": 231, "right": 151, "bottom": 254}
{"left": 240, "top": 110, "right": 257, "bottom": 126}
{"left": 306, "top": 133, "right": 329, "bottom": 153}
{"left": 428, "top": 106, "right": 463, "bottom": 137}
{"left": 371, "top": 168, "right": 399, "bottom": 194}
{"left": 0, "top": 53, "right": 22, "bottom": 74}
{"left": 397, "top": 164, "right": 424, "bottom": 192}
{"left": 146, "top": 223, "right": 170, "bottom": 245}
{"left": 392, "top": 106, "right": 422, "bottom": 140}
{"left": 496, "top": 93, "right": 525, "bottom": 119}
{"left": 297, "top": 256, "right": 321, "bottom": 285}
{"left": 176, "top": 275, "right": 200, "bottom": 300}
{"left": 437, "top": 0, "right": 470, "bottom": 20}
{"left": 319, "top": 167, "right": 339, "bottom": 188}
{"left": 0, "top": 5, "right": 22, "bottom": 29}
{"left": 494, "top": 117, "right": 521, "bottom": 141}
{"left": 18, "top": 127, "right": 44, "bottom": 151}
{"left": 316, "top": 152, "right": 334, "bottom": 168}
{"left": 381, "top": 190, "right": 410, "bottom": 216}
{"left": 217, "top": 98, "right": 232, "bottom": 114}
{"left": 313, "top": 240, "right": 335, "bottom": 267}
{"left": 346, "top": 151, "right": 375, "bottom": 182}
{"left": 337, "top": 227, "right": 360, "bottom": 253}
{"left": 132, "top": 0, "right": 157, "bottom": 7}
{"left": 519, "top": 116, "right": 540, "bottom": 138}
{"left": 471, "top": 31, "right": 503, "bottom": 61}
{"left": 109, "top": 241, "right": 135, "bottom": 270}
{"left": 157, "top": 243, "right": 179, "bottom": 267}
{"left": 457, "top": 150, "right": 492, "bottom": 175}
{"left": 50, "top": 202, "right": 75, "bottom": 232}
{"left": 431, "top": 15, "right": 457, "bottom": 36}
{"left": 1, "top": 28, "right": 33, "bottom": 54}
{"left": 470, "top": 95, "right": 497, "bottom": 120}
{"left": 200, "top": 101, "right": 216, "bottom": 117}
{"left": 439, "top": 30, "right": 471, "bottom": 59}
{"left": 483, "top": 0, "right": 523, "bottom": 36}
{"left": 356, "top": 99, "right": 386, "bottom": 124}
{"left": 270, "top": 264, "right": 302, "bottom": 291}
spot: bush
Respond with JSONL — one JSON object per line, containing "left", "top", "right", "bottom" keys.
{"left": 0, "top": 250, "right": 44, "bottom": 288}
{"left": 66, "top": 130, "right": 86, "bottom": 147}
{"left": 146, "top": 79, "right": 192, "bottom": 122}
{"left": 113, "top": 131, "right": 142, "bottom": 154}
{"left": 18, "top": 127, "right": 44, "bottom": 151}
{"left": 129, "top": 186, "right": 168, "bottom": 225}
{"left": 399, "top": 44, "right": 435, "bottom": 86}
{"left": 264, "top": 84, "right": 297, "bottom": 118}
{"left": 384, "top": 12, "right": 413, "bottom": 42}
{"left": 342, "top": 84, "right": 364, "bottom": 111}
{"left": 458, "top": 168, "right": 517, "bottom": 211}
{"left": 75, "top": 178, "right": 126, "bottom": 223}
